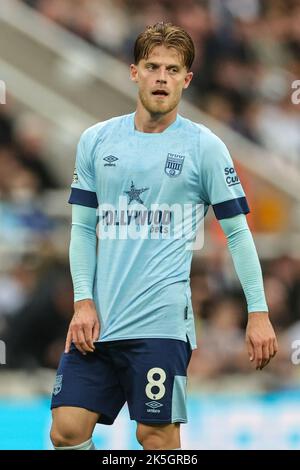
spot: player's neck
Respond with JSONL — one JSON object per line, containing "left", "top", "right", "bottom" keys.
{"left": 134, "top": 105, "right": 178, "bottom": 134}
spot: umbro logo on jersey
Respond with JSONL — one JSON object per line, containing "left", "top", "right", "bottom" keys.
{"left": 103, "top": 155, "right": 119, "bottom": 167}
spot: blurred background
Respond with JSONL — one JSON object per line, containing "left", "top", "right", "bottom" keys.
{"left": 0, "top": 0, "right": 300, "bottom": 449}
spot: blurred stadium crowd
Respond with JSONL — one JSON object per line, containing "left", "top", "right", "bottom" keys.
{"left": 22, "top": 0, "right": 300, "bottom": 165}
{"left": 0, "top": 0, "right": 299, "bottom": 389}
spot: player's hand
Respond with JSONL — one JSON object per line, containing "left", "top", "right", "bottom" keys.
{"left": 65, "top": 299, "right": 100, "bottom": 355}
{"left": 245, "top": 312, "right": 278, "bottom": 370}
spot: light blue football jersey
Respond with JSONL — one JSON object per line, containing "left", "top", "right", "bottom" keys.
{"left": 69, "top": 113, "right": 249, "bottom": 349}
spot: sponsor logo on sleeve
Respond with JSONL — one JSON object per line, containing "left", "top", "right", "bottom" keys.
{"left": 72, "top": 167, "right": 78, "bottom": 184}
{"left": 224, "top": 167, "right": 240, "bottom": 187}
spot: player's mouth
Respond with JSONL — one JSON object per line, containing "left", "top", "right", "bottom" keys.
{"left": 152, "top": 89, "right": 169, "bottom": 98}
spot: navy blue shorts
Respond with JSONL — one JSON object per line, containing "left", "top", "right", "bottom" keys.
{"left": 51, "top": 338, "right": 192, "bottom": 425}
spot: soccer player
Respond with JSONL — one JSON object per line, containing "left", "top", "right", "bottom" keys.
{"left": 50, "top": 22, "right": 278, "bottom": 450}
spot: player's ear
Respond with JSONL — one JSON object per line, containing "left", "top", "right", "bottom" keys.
{"left": 183, "top": 71, "right": 193, "bottom": 89}
{"left": 130, "top": 64, "right": 139, "bottom": 83}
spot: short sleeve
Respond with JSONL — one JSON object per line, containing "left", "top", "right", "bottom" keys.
{"left": 68, "top": 129, "right": 98, "bottom": 208}
{"left": 199, "top": 131, "right": 250, "bottom": 220}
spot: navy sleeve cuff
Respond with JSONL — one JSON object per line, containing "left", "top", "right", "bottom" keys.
{"left": 68, "top": 188, "right": 98, "bottom": 208}
{"left": 213, "top": 196, "right": 250, "bottom": 220}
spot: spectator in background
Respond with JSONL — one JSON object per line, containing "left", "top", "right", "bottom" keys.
{"left": 0, "top": 146, "right": 22, "bottom": 197}
{"left": 0, "top": 161, "right": 54, "bottom": 244}
{"left": 14, "top": 114, "right": 58, "bottom": 191}
{"left": 263, "top": 275, "right": 292, "bottom": 331}
{"left": 0, "top": 254, "right": 40, "bottom": 335}
{"left": 0, "top": 108, "right": 14, "bottom": 147}
{"left": 188, "top": 296, "right": 246, "bottom": 380}
{"left": 4, "top": 261, "right": 73, "bottom": 369}
{"left": 268, "top": 256, "right": 300, "bottom": 323}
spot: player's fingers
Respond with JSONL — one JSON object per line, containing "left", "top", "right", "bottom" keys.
{"left": 269, "top": 339, "right": 275, "bottom": 358}
{"left": 246, "top": 338, "right": 254, "bottom": 362}
{"left": 82, "top": 323, "right": 95, "bottom": 352}
{"left": 274, "top": 337, "right": 279, "bottom": 356}
{"left": 65, "top": 329, "right": 72, "bottom": 353}
{"left": 261, "top": 357, "right": 270, "bottom": 369}
{"left": 92, "top": 320, "right": 100, "bottom": 343}
{"left": 254, "top": 343, "right": 263, "bottom": 370}
{"left": 260, "top": 342, "right": 270, "bottom": 369}
{"left": 77, "top": 327, "right": 94, "bottom": 354}
{"left": 72, "top": 328, "right": 86, "bottom": 355}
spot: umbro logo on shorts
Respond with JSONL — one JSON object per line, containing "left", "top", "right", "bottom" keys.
{"left": 145, "top": 401, "right": 163, "bottom": 413}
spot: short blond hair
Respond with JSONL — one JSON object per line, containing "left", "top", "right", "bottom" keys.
{"left": 134, "top": 22, "right": 195, "bottom": 70}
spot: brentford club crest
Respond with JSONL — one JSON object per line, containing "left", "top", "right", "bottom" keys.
{"left": 164, "top": 153, "right": 185, "bottom": 177}
{"left": 53, "top": 374, "right": 63, "bottom": 396}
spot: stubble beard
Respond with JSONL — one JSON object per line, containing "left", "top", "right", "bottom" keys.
{"left": 139, "top": 89, "right": 180, "bottom": 117}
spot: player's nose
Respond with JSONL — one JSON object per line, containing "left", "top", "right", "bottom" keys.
{"left": 156, "top": 67, "right": 167, "bottom": 84}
